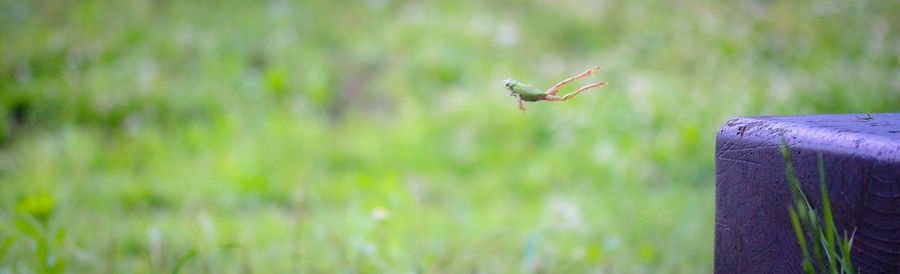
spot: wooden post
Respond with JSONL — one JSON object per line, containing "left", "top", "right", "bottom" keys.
{"left": 715, "top": 113, "right": 900, "bottom": 273}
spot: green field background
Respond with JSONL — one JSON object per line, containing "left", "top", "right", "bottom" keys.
{"left": 1, "top": 0, "right": 898, "bottom": 272}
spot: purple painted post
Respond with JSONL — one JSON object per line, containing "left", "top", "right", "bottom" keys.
{"left": 715, "top": 113, "right": 900, "bottom": 273}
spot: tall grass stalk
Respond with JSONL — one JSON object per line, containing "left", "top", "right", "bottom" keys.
{"left": 780, "top": 141, "right": 855, "bottom": 274}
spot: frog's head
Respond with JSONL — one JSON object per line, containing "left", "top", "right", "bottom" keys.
{"left": 503, "top": 79, "right": 523, "bottom": 96}
{"left": 503, "top": 79, "right": 517, "bottom": 96}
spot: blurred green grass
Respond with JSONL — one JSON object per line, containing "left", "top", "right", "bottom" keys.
{"left": 1, "top": 0, "right": 898, "bottom": 272}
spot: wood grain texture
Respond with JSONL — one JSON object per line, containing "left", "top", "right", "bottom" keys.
{"left": 715, "top": 113, "right": 900, "bottom": 273}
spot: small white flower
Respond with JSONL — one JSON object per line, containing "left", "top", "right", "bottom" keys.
{"left": 546, "top": 197, "right": 583, "bottom": 231}
{"left": 372, "top": 207, "right": 390, "bottom": 221}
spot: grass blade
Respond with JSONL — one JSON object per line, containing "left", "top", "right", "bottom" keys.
{"left": 780, "top": 139, "right": 854, "bottom": 274}
{"left": 818, "top": 154, "right": 838, "bottom": 273}
{"left": 172, "top": 248, "right": 198, "bottom": 274}
{"left": 789, "top": 208, "right": 814, "bottom": 274}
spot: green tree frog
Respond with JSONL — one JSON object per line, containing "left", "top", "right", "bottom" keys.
{"left": 504, "top": 66, "right": 606, "bottom": 111}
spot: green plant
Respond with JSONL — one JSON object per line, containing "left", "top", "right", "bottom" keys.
{"left": 780, "top": 142, "right": 855, "bottom": 274}
{"left": 14, "top": 193, "right": 66, "bottom": 274}
{"left": 171, "top": 248, "right": 197, "bottom": 274}
{"left": 0, "top": 233, "right": 12, "bottom": 264}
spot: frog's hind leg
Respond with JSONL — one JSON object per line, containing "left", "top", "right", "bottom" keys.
{"left": 544, "top": 81, "right": 606, "bottom": 102}
{"left": 546, "top": 66, "right": 601, "bottom": 96}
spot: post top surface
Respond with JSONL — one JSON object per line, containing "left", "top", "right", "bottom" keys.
{"left": 718, "top": 113, "right": 900, "bottom": 161}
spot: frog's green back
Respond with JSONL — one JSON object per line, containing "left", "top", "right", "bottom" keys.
{"left": 504, "top": 79, "right": 545, "bottom": 102}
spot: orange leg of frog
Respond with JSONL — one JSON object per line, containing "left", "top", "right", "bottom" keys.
{"left": 543, "top": 66, "right": 606, "bottom": 101}
{"left": 546, "top": 66, "right": 601, "bottom": 96}
{"left": 543, "top": 81, "right": 606, "bottom": 102}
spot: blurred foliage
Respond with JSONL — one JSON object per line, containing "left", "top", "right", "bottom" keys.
{"left": 1, "top": 0, "right": 898, "bottom": 272}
